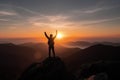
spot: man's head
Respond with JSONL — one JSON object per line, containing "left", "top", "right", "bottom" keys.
{"left": 50, "top": 34, "right": 53, "bottom": 38}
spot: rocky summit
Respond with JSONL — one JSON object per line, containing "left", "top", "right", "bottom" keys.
{"left": 19, "top": 57, "right": 77, "bottom": 80}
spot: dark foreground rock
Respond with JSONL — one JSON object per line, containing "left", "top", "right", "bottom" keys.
{"left": 19, "top": 57, "right": 77, "bottom": 80}
{"left": 78, "top": 61, "right": 120, "bottom": 80}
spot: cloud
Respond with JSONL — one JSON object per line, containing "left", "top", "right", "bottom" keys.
{"left": 82, "top": 17, "right": 120, "bottom": 25}
{"left": 44, "top": 15, "right": 68, "bottom": 22}
{"left": 0, "top": 4, "right": 40, "bottom": 26}
{"left": 0, "top": 19, "right": 9, "bottom": 21}
{"left": 83, "top": 8, "right": 104, "bottom": 14}
{"left": 16, "top": 6, "right": 39, "bottom": 15}
{"left": 0, "top": 2, "right": 120, "bottom": 29}
{"left": 27, "top": 15, "right": 70, "bottom": 28}
{"left": 28, "top": 15, "right": 68, "bottom": 22}
{"left": 72, "top": 8, "right": 102, "bottom": 14}
{"left": 0, "top": 4, "right": 39, "bottom": 19}
{"left": 0, "top": 11, "right": 17, "bottom": 16}
{"left": 73, "top": 6, "right": 117, "bottom": 15}
{"left": 9, "top": 26, "right": 17, "bottom": 29}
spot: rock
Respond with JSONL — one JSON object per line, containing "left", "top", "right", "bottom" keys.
{"left": 19, "top": 57, "right": 77, "bottom": 80}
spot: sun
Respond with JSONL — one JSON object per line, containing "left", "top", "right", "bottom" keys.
{"left": 57, "top": 33, "right": 63, "bottom": 39}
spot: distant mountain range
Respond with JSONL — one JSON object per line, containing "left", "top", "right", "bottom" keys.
{"left": 20, "top": 42, "right": 80, "bottom": 60}
{"left": 0, "top": 42, "right": 120, "bottom": 80}
{"left": 65, "top": 44, "right": 120, "bottom": 71}
{"left": 66, "top": 41, "right": 120, "bottom": 48}
{"left": 0, "top": 43, "right": 36, "bottom": 80}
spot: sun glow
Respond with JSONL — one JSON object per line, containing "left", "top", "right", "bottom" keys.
{"left": 57, "top": 33, "right": 63, "bottom": 39}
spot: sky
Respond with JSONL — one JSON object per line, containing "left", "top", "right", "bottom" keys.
{"left": 0, "top": 0, "right": 120, "bottom": 42}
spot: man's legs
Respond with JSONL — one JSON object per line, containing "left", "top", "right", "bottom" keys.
{"left": 52, "top": 46, "right": 55, "bottom": 57}
{"left": 49, "top": 47, "right": 51, "bottom": 57}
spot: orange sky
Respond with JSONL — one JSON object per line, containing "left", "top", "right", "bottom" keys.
{"left": 0, "top": 0, "right": 120, "bottom": 42}
{"left": 1, "top": 24, "right": 120, "bottom": 42}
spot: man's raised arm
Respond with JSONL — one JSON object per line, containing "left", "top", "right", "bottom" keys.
{"left": 44, "top": 32, "right": 49, "bottom": 39}
{"left": 54, "top": 30, "right": 58, "bottom": 39}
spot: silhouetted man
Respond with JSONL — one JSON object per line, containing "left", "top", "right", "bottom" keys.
{"left": 44, "top": 30, "right": 57, "bottom": 57}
